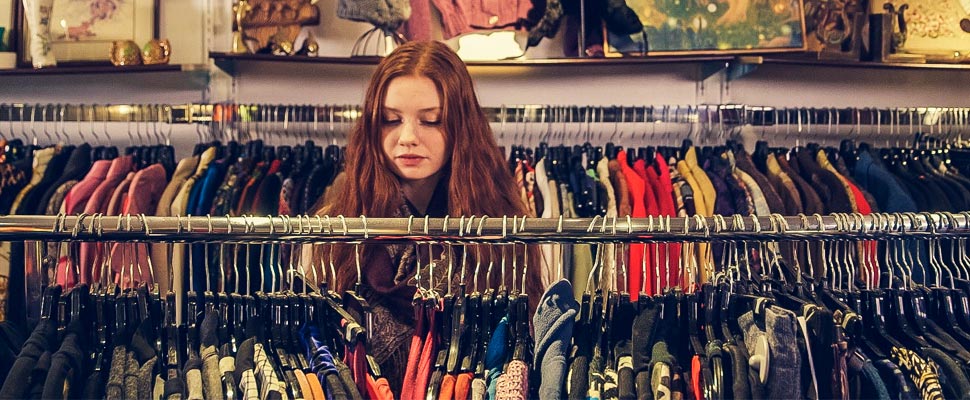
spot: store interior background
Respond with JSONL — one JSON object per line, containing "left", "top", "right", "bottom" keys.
{"left": 0, "top": 0, "right": 968, "bottom": 157}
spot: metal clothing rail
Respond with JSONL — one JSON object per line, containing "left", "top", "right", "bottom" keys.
{"left": 0, "top": 213, "right": 967, "bottom": 244}
{"left": 1, "top": 103, "right": 967, "bottom": 130}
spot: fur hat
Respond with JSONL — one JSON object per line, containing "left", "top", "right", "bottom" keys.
{"left": 337, "top": 0, "right": 412, "bottom": 30}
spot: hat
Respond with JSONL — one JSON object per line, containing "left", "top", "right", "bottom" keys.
{"left": 603, "top": 0, "right": 643, "bottom": 36}
{"left": 527, "top": 0, "right": 564, "bottom": 47}
{"left": 337, "top": 0, "right": 412, "bottom": 31}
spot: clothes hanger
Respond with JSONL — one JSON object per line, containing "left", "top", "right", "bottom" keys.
{"left": 878, "top": 213, "right": 932, "bottom": 351}
{"left": 447, "top": 237, "right": 470, "bottom": 375}
{"left": 924, "top": 213, "right": 970, "bottom": 349}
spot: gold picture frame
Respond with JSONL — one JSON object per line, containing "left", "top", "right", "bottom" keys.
{"left": 14, "top": 0, "right": 159, "bottom": 67}
{"left": 605, "top": 0, "right": 809, "bottom": 57}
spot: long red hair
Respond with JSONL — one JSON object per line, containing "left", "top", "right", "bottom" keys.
{"left": 315, "top": 41, "right": 542, "bottom": 302}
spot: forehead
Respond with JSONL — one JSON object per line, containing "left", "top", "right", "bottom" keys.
{"left": 383, "top": 75, "right": 441, "bottom": 110}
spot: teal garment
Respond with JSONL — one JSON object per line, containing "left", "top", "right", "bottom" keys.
{"left": 486, "top": 367, "right": 502, "bottom": 400}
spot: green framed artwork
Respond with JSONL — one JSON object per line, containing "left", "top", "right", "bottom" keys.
{"left": 606, "top": 0, "right": 808, "bottom": 56}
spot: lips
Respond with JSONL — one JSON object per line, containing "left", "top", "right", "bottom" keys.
{"left": 396, "top": 154, "right": 426, "bottom": 167}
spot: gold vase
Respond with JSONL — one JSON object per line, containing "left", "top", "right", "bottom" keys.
{"left": 142, "top": 39, "right": 171, "bottom": 65}
{"left": 110, "top": 40, "right": 142, "bottom": 66}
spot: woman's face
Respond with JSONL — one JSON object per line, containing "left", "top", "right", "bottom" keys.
{"left": 381, "top": 75, "right": 448, "bottom": 185}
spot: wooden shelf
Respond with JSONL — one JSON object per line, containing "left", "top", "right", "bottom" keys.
{"left": 757, "top": 55, "right": 970, "bottom": 71}
{"left": 209, "top": 51, "right": 736, "bottom": 75}
{"left": 209, "top": 51, "right": 970, "bottom": 82}
{"left": 0, "top": 63, "right": 205, "bottom": 76}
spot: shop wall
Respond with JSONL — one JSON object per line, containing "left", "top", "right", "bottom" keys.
{"left": 2, "top": 0, "right": 969, "bottom": 116}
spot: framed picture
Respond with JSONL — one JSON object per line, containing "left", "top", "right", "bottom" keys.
{"left": 605, "top": 0, "right": 808, "bottom": 56}
{"left": 887, "top": 0, "right": 970, "bottom": 62}
{"left": 14, "top": 0, "right": 159, "bottom": 67}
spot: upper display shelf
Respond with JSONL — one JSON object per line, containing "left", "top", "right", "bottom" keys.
{"left": 208, "top": 51, "right": 970, "bottom": 80}
{"left": 756, "top": 55, "right": 970, "bottom": 71}
{"left": 208, "top": 51, "right": 737, "bottom": 75}
{"left": 207, "top": 52, "right": 737, "bottom": 66}
{"left": 0, "top": 63, "right": 209, "bottom": 77}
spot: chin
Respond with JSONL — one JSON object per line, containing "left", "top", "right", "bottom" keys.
{"left": 399, "top": 173, "right": 436, "bottom": 182}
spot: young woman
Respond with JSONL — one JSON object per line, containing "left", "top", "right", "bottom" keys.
{"left": 313, "top": 40, "right": 542, "bottom": 391}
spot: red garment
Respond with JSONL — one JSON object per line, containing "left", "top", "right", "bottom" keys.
{"left": 633, "top": 160, "right": 660, "bottom": 217}
{"left": 635, "top": 159, "right": 661, "bottom": 296}
{"left": 366, "top": 374, "right": 396, "bottom": 400}
{"left": 414, "top": 303, "right": 439, "bottom": 400}
{"left": 647, "top": 155, "right": 681, "bottom": 290}
{"left": 342, "top": 340, "right": 369, "bottom": 398}
{"left": 618, "top": 151, "right": 647, "bottom": 301}
{"left": 455, "top": 372, "right": 474, "bottom": 400}
{"left": 692, "top": 355, "right": 704, "bottom": 400}
{"left": 652, "top": 154, "right": 677, "bottom": 216}
{"left": 846, "top": 181, "right": 879, "bottom": 287}
{"left": 439, "top": 374, "right": 456, "bottom": 400}
{"left": 401, "top": 304, "right": 426, "bottom": 400}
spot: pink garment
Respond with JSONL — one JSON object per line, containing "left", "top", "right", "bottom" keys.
{"left": 431, "top": 0, "right": 470, "bottom": 39}
{"left": 82, "top": 156, "right": 134, "bottom": 215}
{"left": 61, "top": 159, "right": 112, "bottom": 214}
{"left": 403, "top": 0, "right": 434, "bottom": 40}
{"left": 465, "top": 0, "right": 532, "bottom": 29}
{"left": 107, "top": 172, "right": 135, "bottom": 215}
{"left": 403, "top": 0, "right": 531, "bottom": 39}
{"left": 79, "top": 156, "right": 134, "bottom": 285}
{"left": 495, "top": 360, "right": 529, "bottom": 400}
{"left": 110, "top": 164, "right": 168, "bottom": 288}
{"left": 125, "top": 164, "right": 168, "bottom": 215}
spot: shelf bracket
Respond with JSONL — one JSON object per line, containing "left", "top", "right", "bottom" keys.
{"left": 699, "top": 61, "right": 730, "bottom": 81}
{"left": 725, "top": 57, "right": 762, "bottom": 81}
{"left": 213, "top": 57, "right": 238, "bottom": 77}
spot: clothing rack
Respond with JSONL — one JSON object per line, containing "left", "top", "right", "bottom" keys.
{"left": 1, "top": 103, "right": 967, "bottom": 130}
{"left": 0, "top": 212, "right": 967, "bottom": 243}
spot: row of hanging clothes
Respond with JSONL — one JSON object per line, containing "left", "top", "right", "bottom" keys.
{"left": 0, "top": 124, "right": 348, "bottom": 326}
{"left": 508, "top": 133, "right": 970, "bottom": 298}
{"left": 1, "top": 103, "right": 970, "bottom": 400}
{"left": 2, "top": 211, "right": 970, "bottom": 400}
{"left": 0, "top": 214, "right": 547, "bottom": 400}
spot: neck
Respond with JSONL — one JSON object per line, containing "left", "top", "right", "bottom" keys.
{"left": 401, "top": 172, "right": 443, "bottom": 215}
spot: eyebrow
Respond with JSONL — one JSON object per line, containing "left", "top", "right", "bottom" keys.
{"left": 384, "top": 107, "right": 441, "bottom": 113}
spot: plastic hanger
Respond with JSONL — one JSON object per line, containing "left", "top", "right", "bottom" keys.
{"left": 446, "top": 242, "right": 470, "bottom": 374}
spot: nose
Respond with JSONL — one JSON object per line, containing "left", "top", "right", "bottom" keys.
{"left": 397, "top": 120, "right": 419, "bottom": 147}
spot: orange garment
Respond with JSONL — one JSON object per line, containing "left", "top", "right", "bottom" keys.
{"left": 439, "top": 374, "right": 457, "bottom": 400}
{"left": 366, "top": 374, "right": 396, "bottom": 400}
{"left": 305, "top": 373, "right": 326, "bottom": 400}
{"left": 294, "top": 370, "right": 313, "bottom": 400}
{"left": 455, "top": 372, "right": 474, "bottom": 400}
